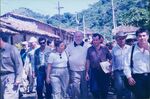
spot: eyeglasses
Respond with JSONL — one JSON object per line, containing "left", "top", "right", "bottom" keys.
{"left": 59, "top": 54, "right": 62, "bottom": 59}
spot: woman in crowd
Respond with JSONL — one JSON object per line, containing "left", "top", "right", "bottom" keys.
{"left": 46, "top": 40, "right": 69, "bottom": 99}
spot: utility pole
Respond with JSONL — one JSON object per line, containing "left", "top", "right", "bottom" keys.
{"left": 75, "top": 12, "right": 79, "bottom": 31}
{"left": 111, "top": 0, "right": 117, "bottom": 30}
{"left": 57, "top": 1, "right": 64, "bottom": 36}
{"left": 57, "top": 1, "right": 64, "bottom": 17}
{"left": 83, "top": 15, "right": 86, "bottom": 39}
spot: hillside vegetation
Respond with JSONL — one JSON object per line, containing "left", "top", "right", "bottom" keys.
{"left": 12, "top": 0, "right": 149, "bottom": 41}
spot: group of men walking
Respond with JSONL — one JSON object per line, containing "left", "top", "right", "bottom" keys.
{"left": 0, "top": 27, "right": 150, "bottom": 99}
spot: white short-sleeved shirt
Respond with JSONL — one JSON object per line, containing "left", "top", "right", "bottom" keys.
{"left": 48, "top": 51, "right": 68, "bottom": 68}
{"left": 65, "top": 42, "right": 91, "bottom": 71}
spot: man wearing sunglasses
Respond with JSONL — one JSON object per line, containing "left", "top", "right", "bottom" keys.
{"left": 34, "top": 37, "right": 52, "bottom": 99}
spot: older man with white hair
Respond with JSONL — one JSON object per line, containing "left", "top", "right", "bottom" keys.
{"left": 65, "top": 31, "right": 91, "bottom": 99}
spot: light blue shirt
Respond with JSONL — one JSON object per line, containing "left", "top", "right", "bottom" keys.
{"left": 112, "top": 44, "right": 131, "bottom": 71}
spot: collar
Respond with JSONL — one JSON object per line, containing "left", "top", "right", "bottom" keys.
{"left": 136, "top": 43, "right": 145, "bottom": 53}
{"left": 0, "top": 42, "right": 7, "bottom": 51}
{"left": 0, "top": 48, "right": 5, "bottom": 52}
{"left": 92, "top": 44, "right": 102, "bottom": 51}
{"left": 0, "top": 47, "right": 6, "bottom": 52}
{"left": 116, "top": 44, "right": 128, "bottom": 49}
{"left": 74, "top": 41, "right": 84, "bottom": 47}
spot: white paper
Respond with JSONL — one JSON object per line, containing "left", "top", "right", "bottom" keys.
{"left": 99, "top": 61, "right": 111, "bottom": 73}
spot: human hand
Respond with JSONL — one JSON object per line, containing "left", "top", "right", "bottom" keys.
{"left": 32, "top": 71, "right": 36, "bottom": 78}
{"left": 128, "top": 77, "right": 136, "bottom": 86}
{"left": 85, "top": 73, "right": 90, "bottom": 81}
{"left": 46, "top": 77, "right": 51, "bottom": 84}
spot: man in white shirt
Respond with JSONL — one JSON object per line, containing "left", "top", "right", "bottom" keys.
{"left": 112, "top": 32, "right": 131, "bottom": 99}
{"left": 124, "top": 27, "right": 150, "bottom": 99}
{"left": 65, "top": 31, "right": 90, "bottom": 99}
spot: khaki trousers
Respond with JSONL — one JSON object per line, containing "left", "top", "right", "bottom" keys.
{"left": 1, "top": 73, "right": 20, "bottom": 99}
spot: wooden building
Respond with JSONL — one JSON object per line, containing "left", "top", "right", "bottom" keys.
{"left": 0, "top": 13, "right": 74, "bottom": 44}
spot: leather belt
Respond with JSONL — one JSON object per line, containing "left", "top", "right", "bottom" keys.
{"left": 134, "top": 73, "right": 150, "bottom": 76}
{"left": 0, "top": 71, "right": 13, "bottom": 75}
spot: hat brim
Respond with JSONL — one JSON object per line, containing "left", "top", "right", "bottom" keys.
{"left": 114, "top": 35, "right": 127, "bottom": 39}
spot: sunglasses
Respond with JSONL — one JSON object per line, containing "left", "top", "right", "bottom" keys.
{"left": 39, "top": 42, "right": 46, "bottom": 45}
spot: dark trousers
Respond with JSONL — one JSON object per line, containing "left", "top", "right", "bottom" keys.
{"left": 90, "top": 68, "right": 110, "bottom": 99}
{"left": 36, "top": 66, "right": 52, "bottom": 99}
{"left": 132, "top": 73, "right": 150, "bottom": 99}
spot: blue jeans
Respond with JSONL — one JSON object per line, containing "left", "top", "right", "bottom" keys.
{"left": 1, "top": 73, "right": 20, "bottom": 99}
{"left": 36, "top": 66, "right": 52, "bottom": 99}
{"left": 114, "top": 70, "right": 131, "bottom": 99}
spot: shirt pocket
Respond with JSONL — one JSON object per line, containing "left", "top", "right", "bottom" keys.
{"left": 2, "top": 54, "right": 13, "bottom": 65}
{"left": 114, "top": 51, "right": 122, "bottom": 57}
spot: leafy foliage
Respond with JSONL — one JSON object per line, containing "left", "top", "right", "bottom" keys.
{"left": 12, "top": 0, "right": 149, "bottom": 41}
{"left": 47, "top": 0, "right": 149, "bottom": 41}
{"left": 12, "top": 7, "right": 50, "bottom": 22}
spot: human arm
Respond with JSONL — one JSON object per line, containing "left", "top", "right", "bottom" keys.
{"left": 111, "top": 48, "right": 115, "bottom": 72}
{"left": 46, "top": 63, "right": 52, "bottom": 84}
{"left": 85, "top": 47, "right": 91, "bottom": 81}
{"left": 124, "top": 47, "right": 136, "bottom": 86}
{"left": 106, "top": 47, "right": 112, "bottom": 73}
{"left": 46, "top": 53, "right": 54, "bottom": 84}
{"left": 11, "top": 46, "right": 23, "bottom": 85}
{"left": 85, "top": 59, "right": 90, "bottom": 81}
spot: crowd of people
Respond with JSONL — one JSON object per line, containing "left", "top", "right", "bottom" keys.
{"left": 0, "top": 27, "right": 150, "bottom": 99}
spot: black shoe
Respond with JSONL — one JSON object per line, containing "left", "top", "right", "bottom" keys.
{"left": 19, "top": 91, "right": 23, "bottom": 98}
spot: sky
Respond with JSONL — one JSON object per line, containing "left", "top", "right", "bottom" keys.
{"left": 1, "top": 0, "right": 99, "bottom": 16}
